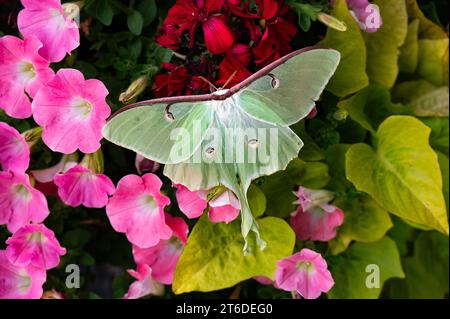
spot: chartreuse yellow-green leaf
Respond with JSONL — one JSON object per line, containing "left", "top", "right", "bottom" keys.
{"left": 363, "top": 0, "right": 408, "bottom": 88}
{"left": 392, "top": 80, "right": 449, "bottom": 117}
{"left": 327, "top": 237, "right": 404, "bottom": 299}
{"left": 319, "top": 0, "right": 369, "bottom": 97}
{"left": 399, "top": 19, "right": 420, "bottom": 74}
{"left": 417, "top": 38, "right": 449, "bottom": 86}
{"left": 172, "top": 216, "right": 295, "bottom": 294}
{"left": 389, "top": 231, "right": 449, "bottom": 298}
{"left": 329, "top": 195, "right": 393, "bottom": 255}
{"left": 346, "top": 115, "right": 449, "bottom": 235}
{"left": 405, "top": 0, "right": 448, "bottom": 39}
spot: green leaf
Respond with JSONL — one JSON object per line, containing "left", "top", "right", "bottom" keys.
{"left": 346, "top": 115, "right": 449, "bottom": 234}
{"left": 389, "top": 231, "right": 449, "bottom": 298}
{"left": 127, "top": 10, "right": 144, "bottom": 35}
{"left": 258, "top": 171, "right": 296, "bottom": 218}
{"left": 328, "top": 237, "right": 404, "bottom": 299}
{"left": 325, "top": 144, "right": 353, "bottom": 193}
{"left": 286, "top": 158, "right": 330, "bottom": 189}
{"left": 398, "top": 19, "right": 420, "bottom": 73}
{"left": 329, "top": 195, "right": 393, "bottom": 255}
{"left": 86, "top": 0, "right": 114, "bottom": 26}
{"left": 417, "top": 38, "right": 449, "bottom": 86}
{"left": 421, "top": 117, "right": 449, "bottom": 155}
{"left": 319, "top": 0, "right": 369, "bottom": 97}
{"left": 392, "top": 80, "right": 449, "bottom": 117}
{"left": 172, "top": 216, "right": 295, "bottom": 294}
{"left": 292, "top": 122, "right": 326, "bottom": 161}
{"left": 137, "top": 0, "right": 157, "bottom": 26}
{"left": 248, "top": 184, "right": 266, "bottom": 218}
{"left": 437, "top": 151, "right": 449, "bottom": 211}
{"left": 337, "top": 84, "right": 410, "bottom": 134}
{"left": 387, "top": 216, "right": 416, "bottom": 256}
{"left": 363, "top": 0, "right": 408, "bottom": 88}
{"left": 405, "top": 0, "right": 448, "bottom": 39}
{"left": 287, "top": 1, "right": 322, "bottom": 32}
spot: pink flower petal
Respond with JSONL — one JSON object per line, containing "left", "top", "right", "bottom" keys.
{"left": 0, "top": 122, "right": 30, "bottom": 173}
{"left": 0, "top": 35, "right": 54, "bottom": 119}
{"left": 53, "top": 164, "right": 115, "bottom": 208}
{"left": 30, "top": 154, "right": 77, "bottom": 183}
{"left": 0, "top": 171, "right": 49, "bottom": 233}
{"left": 0, "top": 250, "right": 46, "bottom": 299}
{"left": 291, "top": 187, "right": 344, "bottom": 241}
{"left": 124, "top": 264, "right": 164, "bottom": 299}
{"left": 208, "top": 190, "right": 240, "bottom": 224}
{"left": 132, "top": 213, "right": 188, "bottom": 284}
{"left": 106, "top": 174, "right": 172, "bottom": 248}
{"left": 175, "top": 184, "right": 207, "bottom": 219}
{"left": 32, "top": 68, "right": 110, "bottom": 154}
{"left": 18, "top": 0, "right": 80, "bottom": 62}
{"left": 275, "top": 249, "right": 334, "bottom": 299}
{"left": 6, "top": 224, "right": 66, "bottom": 270}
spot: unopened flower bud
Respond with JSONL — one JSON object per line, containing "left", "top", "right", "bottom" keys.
{"left": 333, "top": 109, "right": 349, "bottom": 121}
{"left": 21, "top": 126, "right": 42, "bottom": 149}
{"left": 80, "top": 149, "right": 104, "bottom": 173}
{"left": 119, "top": 75, "right": 148, "bottom": 104}
{"left": 317, "top": 12, "right": 347, "bottom": 31}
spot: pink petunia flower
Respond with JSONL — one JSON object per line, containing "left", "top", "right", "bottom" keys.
{"left": 124, "top": 264, "right": 165, "bottom": 299}
{"left": 0, "top": 122, "right": 30, "bottom": 173}
{"left": 18, "top": 0, "right": 80, "bottom": 62}
{"left": 32, "top": 68, "right": 111, "bottom": 154}
{"left": 106, "top": 174, "right": 173, "bottom": 248}
{"left": 53, "top": 164, "right": 115, "bottom": 208}
{"left": 208, "top": 190, "right": 240, "bottom": 223}
{"left": 175, "top": 184, "right": 207, "bottom": 219}
{"left": 30, "top": 153, "right": 77, "bottom": 197}
{"left": 275, "top": 249, "right": 334, "bottom": 299}
{"left": 5, "top": 224, "right": 66, "bottom": 270}
{"left": 175, "top": 184, "right": 240, "bottom": 224}
{"left": 132, "top": 213, "right": 188, "bottom": 285}
{"left": 0, "top": 35, "right": 54, "bottom": 119}
{"left": 0, "top": 250, "right": 46, "bottom": 299}
{"left": 333, "top": 0, "right": 382, "bottom": 32}
{"left": 290, "top": 187, "right": 344, "bottom": 241}
{"left": 0, "top": 171, "right": 49, "bottom": 233}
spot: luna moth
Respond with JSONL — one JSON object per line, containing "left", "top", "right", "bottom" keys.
{"left": 103, "top": 47, "right": 340, "bottom": 253}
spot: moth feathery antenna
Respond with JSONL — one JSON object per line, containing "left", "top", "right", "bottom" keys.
{"left": 198, "top": 76, "right": 218, "bottom": 92}
{"left": 221, "top": 70, "right": 238, "bottom": 89}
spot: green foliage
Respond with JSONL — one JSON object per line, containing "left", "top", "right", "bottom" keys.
{"left": 172, "top": 216, "right": 295, "bottom": 294}
{"left": 346, "top": 116, "right": 448, "bottom": 234}
{"left": 330, "top": 195, "right": 393, "bottom": 255}
{"left": 364, "top": 0, "right": 408, "bottom": 88}
{"left": 327, "top": 237, "right": 404, "bottom": 299}
{"left": 320, "top": 0, "right": 369, "bottom": 96}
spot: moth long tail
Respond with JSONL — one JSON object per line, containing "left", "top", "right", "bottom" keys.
{"left": 236, "top": 186, "right": 267, "bottom": 255}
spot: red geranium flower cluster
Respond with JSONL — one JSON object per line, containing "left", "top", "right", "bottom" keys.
{"left": 154, "top": 0, "right": 298, "bottom": 95}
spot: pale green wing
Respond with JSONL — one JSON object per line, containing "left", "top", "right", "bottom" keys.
{"left": 234, "top": 49, "right": 341, "bottom": 126}
{"left": 102, "top": 102, "right": 213, "bottom": 164}
{"left": 164, "top": 98, "right": 302, "bottom": 252}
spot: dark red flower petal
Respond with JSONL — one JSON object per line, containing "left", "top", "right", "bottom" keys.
{"left": 257, "top": 0, "right": 279, "bottom": 19}
{"left": 205, "top": 0, "right": 226, "bottom": 14}
{"left": 155, "top": 22, "right": 182, "bottom": 50}
{"left": 202, "top": 15, "right": 234, "bottom": 54}
{"left": 217, "top": 44, "right": 252, "bottom": 87}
